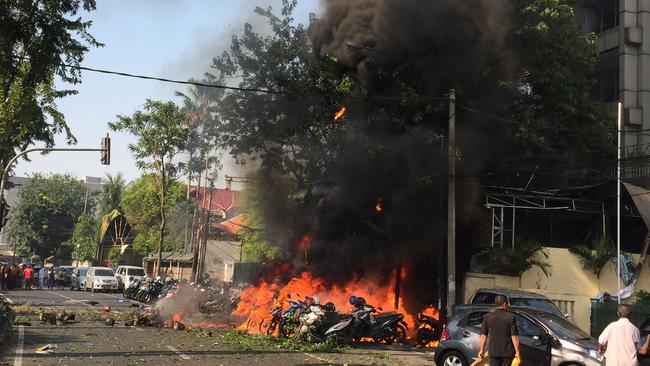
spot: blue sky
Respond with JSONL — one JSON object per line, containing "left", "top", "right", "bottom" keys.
{"left": 14, "top": 0, "right": 321, "bottom": 187}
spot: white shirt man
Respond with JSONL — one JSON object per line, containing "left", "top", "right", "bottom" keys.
{"left": 598, "top": 304, "right": 641, "bottom": 366}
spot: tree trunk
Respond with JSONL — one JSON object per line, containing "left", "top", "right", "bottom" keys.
{"left": 156, "top": 157, "right": 167, "bottom": 277}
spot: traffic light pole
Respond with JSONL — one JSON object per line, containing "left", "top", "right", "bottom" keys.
{"left": 0, "top": 146, "right": 107, "bottom": 211}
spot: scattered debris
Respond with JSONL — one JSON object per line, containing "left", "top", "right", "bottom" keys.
{"left": 35, "top": 344, "right": 57, "bottom": 354}
{"left": 104, "top": 304, "right": 111, "bottom": 312}
{"left": 105, "top": 317, "right": 115, "bottom": 326}
{"left": 125, "top": 306, "right": 161, "bottom": 327}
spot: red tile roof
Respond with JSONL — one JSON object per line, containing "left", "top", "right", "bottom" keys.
{"left": 189, "top": 186, "right": 241, "bottom": 213}
{"left": 212, "top": 214, "right": 249, "bottom": 235}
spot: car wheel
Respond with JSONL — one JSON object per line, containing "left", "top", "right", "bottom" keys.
{"left": 441, "top": 351, "right": 467, "bottom": 366}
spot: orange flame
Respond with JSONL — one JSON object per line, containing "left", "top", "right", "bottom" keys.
{"left": 234, "top": 271, "right": 416, "bottom": 337}
{"left": 172, "top": 313, "right": 183, "bottom": 323}
{"left": 334, "top": 106, "right": 346, "bottom": 121}
{"left": 375, "top": 198, "right": 383, "bottom": 214}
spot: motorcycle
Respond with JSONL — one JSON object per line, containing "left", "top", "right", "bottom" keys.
{"left": 415, "top": 313, "right": 440, "bottom": 346}
{"left": 325, "top": 304, "right": 408, "bottom": 345}
{"left": 259, "top": 306, "right": 284, "bottom": 335}
{"left": 278, "top": 300, "right": 306, "bottom": 338}
{"left": 294, "top": 305, "right": 326, "bottom": 342}
{"left": 123, "top": 278, "right": 142, "bottom": 299}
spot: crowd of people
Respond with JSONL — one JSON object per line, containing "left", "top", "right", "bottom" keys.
{"left": 0, "top": 263, "right": 67, "bottom": 291}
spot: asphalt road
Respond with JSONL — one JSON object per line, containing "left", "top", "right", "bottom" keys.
{"left": 0, "top": 287, "right": 141, "bottom": 312}
{"left": 0, "top": 290, "right": 436, "bottom": 366}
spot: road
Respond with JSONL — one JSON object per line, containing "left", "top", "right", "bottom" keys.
{"left": 0, "top": 289, "right": 436, "bottom": 366}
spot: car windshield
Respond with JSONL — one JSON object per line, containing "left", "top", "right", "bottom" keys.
{"left": 79, "top": 269, "right": 88, "bottom": 276}
{"left": 510, "top": 298, "right": 563, "bottom": 317}
{"left": 127, "top": 268, "right": 145, "bottom": 276}
{"left": 537, "top": 313, "right": 591, "bottom": 340}
{"left": 95, "top": 269, "right": 114, "bottom": 277}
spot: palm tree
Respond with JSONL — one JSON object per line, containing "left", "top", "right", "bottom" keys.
{"left": 99, "top": 173, "right": 126, "bottom": 215}
{"left": 509, "top": 241, "right": 551, "bottom": 287}
{"left": 569, "top": 238, "right": 615, "bottom": 279}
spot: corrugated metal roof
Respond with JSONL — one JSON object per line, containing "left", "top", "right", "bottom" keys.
{"left": 143, "top": 251, "right": 193, "bottom": 263}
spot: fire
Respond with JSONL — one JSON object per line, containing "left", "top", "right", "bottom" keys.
{"left": 172, "top": 313, "right": 183, "bottom": 323}
{"left": 333, "top": 106, "right": 346, "bottom": 121}
{"left": 297, "top": 234, "right": 311, "bottom": 251}
{"left": 234, "top": 271, "right": 416, "bottom": 336}
{"left": 421, "top": 305, "right": 439, "bottom": 319}
{"left": 375, "top": 197, "right": 383, "bottom": 213}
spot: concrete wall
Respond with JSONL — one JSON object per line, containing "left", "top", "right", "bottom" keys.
{"left": 464, "top": 247, "right": 650, "bottom": 332}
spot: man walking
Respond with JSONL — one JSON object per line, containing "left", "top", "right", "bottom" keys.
{"left": 478, "top": 295, "right": 521, "bottom": 366}
{"left": 598, "top": 304, "right": 640, "bottom": 366}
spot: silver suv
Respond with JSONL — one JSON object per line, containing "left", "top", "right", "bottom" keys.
{"left": 469, "top": 288, "right": 567, "bottom": 318}
{"left": 434, "top": 305, "right": 602, "bottom": 366}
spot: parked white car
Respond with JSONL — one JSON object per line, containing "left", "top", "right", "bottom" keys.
{"left": 114, "top": 265, "right": 146, "bottom": 290}
{"left": 85, "top": 267, "right": 118, "bottom": 293}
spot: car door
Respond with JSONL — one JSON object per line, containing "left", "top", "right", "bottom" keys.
{"left": 457, "top": 310, "right": 490, "bottom": 359}
{"left": 515, "top": 314, "right": 551, "bottom": 365}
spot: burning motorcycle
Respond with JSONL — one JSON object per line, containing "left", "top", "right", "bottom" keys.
{"left": 415, "top": 312, "right": 441, "bottom": 346}
{"left": 259, "top": 306, "right": 284, "bottom": 335}
{"left": 324, "top": 296, "right": 407, "bottom": 345}
{"left": 293, "top": 301, "right": 340, "bottom": 343}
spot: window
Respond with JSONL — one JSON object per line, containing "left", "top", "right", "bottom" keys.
{"left": 466, "top": 312, "right": 489, "bottom": 328}
{"left": 127, "top": 268, "right": 145, "bottom": 276}
{"left": 472, "top": 292, "right": 496, "bottom": 305}
{"left": 516, "top": 315, "right": 542, "bottom": 337}
{"left": 95, "top": 269, "right": 114, "bottom": 276}
{"left": 510, "top": 298, "right": 564, "bottom": 318}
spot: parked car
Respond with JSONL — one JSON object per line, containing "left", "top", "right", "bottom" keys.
{"left": 469, "top": 288, "right": 567, "bottom": 318}
{"left": 114, "top": 265, "right": 146, "bottom": 290}
{"left": 71, "top": 267, "right": 88, "bottom": 291}
{"left": 85, "top": 267, "right": 118, "bottom": 293}
{"left": 434, "top": 305, "right": 602, "bottom": 366}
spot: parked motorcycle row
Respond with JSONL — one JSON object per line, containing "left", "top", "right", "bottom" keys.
{"left": 258, "top": 294, "right": 440, "bottom": 346}
{"left": 123, "top": 276, "right": 178, "bottom": 303}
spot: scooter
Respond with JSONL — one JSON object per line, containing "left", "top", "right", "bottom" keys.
{"left": 415, "top": 312, "right": 440, "bottom": 346}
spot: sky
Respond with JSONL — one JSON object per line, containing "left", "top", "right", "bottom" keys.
{"left": 14, "top": 0, "right": 321, "bottom": 188}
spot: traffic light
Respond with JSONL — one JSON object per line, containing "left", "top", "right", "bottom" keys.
{"left": 0, "top": 200, "right": 9, "bottom": 229}
{"left": 101, "top": 134, "right": 111, "bottom": 165}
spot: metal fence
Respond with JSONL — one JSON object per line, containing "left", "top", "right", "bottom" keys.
{"left": 590, "top": 301, "right": 650, "bottom": 337}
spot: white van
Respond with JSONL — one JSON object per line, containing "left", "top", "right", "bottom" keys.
{"left": 85, "top": 267, "right": 118, "bottom": 293}
{"left": 114, "top": 265, "right": 146, "bottom": 290}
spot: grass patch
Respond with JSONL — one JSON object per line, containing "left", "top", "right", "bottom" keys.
{"left": 188, "top": 329, "right": 344, "bottom": 353}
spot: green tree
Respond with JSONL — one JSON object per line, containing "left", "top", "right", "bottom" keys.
{"left": 0, "top": 0, "right": 102, "bottom": 171}
{"left": 121, "top": 174, "right": 187, "bottom": 258}
{"left": 7, "top": 173, "right": 88, "bottom": 258}
{"left": 109, "top": 100, "right": 189, "bottom": 275}
{"left": 99, "top": 173, "right": 126, "bottom": 215}
{"left": 71, "top": 214, "right": 99, "bottom": 262}
{"left": 569, "top": 238, "right": 615, "bottom": 279}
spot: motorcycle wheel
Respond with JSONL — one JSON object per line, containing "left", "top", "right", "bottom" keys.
{"left": 395, "top": 324, "right": 407, "bottom": 344}
{"left": 416, "top": 328, "right": 434, "bottom": 346}
{"left": 267, "top": 319, "right": 278, "bottom": 336}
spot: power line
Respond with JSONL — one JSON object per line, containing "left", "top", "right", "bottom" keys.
{"left": 461, "top": 105, "right": 650, "bottom": 134}
{"left": 14, "top": 55, "right": 449, "bottom": 101}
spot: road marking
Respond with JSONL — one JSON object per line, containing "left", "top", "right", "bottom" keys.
{"left": 302, "top": 352, "right": 329, "bottom": 363}
{"left": 13, "top": 326, "right": 24, "bottom": 366}
{"left": 166, "top": 345, "right": 190, "bottom": 360}
{"left": 46, "top": 291, "right": 96, "bottom": 310}
{"left": 0, "top": 293, "right": 14, "bottom": 305}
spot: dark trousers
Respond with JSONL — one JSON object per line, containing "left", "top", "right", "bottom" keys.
{"left": 489, "top": 357, "right": 514, "bottom": 366}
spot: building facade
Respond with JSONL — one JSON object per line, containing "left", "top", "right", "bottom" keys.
{"left": 578, "top": 0, "right": 650, "bottom": 156}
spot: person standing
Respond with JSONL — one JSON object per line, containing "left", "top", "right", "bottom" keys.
{"left": 598, "top": 304, "right": 640, "bottom": 366}
{"left": 47, "top": 267, "right": 55, "bottom": 290}
{"left": 57, "top": 267, "right": 65, "bottom": 290}
{"left": 22, "top": 265, "right": 33, "bottom": 290}
{"left": 0, "top": 264, "right": 5, "bottom": 290}
{"left": 478, "top": 295, "right": 521, "bottom": 366}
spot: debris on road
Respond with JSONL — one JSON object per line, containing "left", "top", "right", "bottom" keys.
{"left": 35, "top": 344, "right": 57, "bottom": 354}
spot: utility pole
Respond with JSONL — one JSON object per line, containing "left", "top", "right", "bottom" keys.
{"left": 447, "top": 89, "right": 457, "bottom": 314}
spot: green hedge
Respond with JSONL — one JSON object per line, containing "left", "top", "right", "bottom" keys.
{"left": 0, "top": 296, "right": 14, "bottom": 341}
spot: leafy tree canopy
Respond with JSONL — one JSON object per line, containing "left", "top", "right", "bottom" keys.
{"left": 7, "top": 173, "right": 89, "bottom": 258}
{"left": 71, "top": 214, "right": 99, "bottom": 262}
{"left": 0, "top": 0, "right": 102, "bottom": 170}
{"left": 121, "top": 174, "right": 187, "bottom": 257}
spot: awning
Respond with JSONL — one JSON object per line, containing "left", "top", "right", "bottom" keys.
{"left": 623, "top": 182, "right": 650, "bottom": 229}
